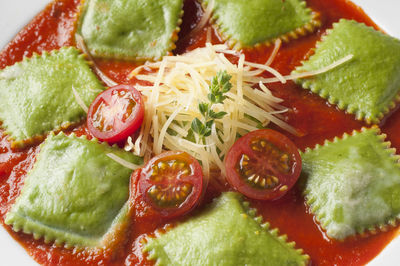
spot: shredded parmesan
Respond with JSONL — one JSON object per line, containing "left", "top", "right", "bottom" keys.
{"left": 265, "top": 39, "right": 282, "bottom": 66}
{"left": 178, "top": 0, "right": 214, "bottom": 45}
{"left": 192, "top": 0, "right": 214, "bottom": 35}
{"left": 244, "top": 61, "right": 286, "bottom": 84}
{"left": 106, "top": 153, "right": 141, "bottom": 170}
{"left": 127, "top": 43, "right": 297, "bottom": 177}
{"left": 71, "top": 86, "right": 88, "bottom": 113}
{"left": 249, "top": 54, "right": 354, "bottom": 84}
{"left": 124, "top": 136, "right": 135, "bottom": 152}
{"left": 121, "top": 40, "right": 354, "bottom": 179}
{"left": 75, "top": 34, "right": 118, "bottom": 87}
{"left": 289, "top": 54, "right": 354, "bottom": 79}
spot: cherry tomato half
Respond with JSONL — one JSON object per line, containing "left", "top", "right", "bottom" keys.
{"left": 87, "top": 85, "right": 145, "bottom": 143}
{"left": 135, "top": 151, "right": 205, "bottom": 218}
{"left": 225, "top": 129, "right": 302, "bottom": 201}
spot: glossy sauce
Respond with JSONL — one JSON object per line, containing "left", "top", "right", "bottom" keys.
{"left": 0, "top": 0, "right": 399, "bottom": 265}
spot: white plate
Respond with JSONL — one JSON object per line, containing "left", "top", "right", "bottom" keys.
{"left": 0, "top": 0, "right": 399, "bottom": 265}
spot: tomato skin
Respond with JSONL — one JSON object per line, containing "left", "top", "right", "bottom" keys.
{"left": 87, "top": 85, "right": 145, "bottom": 143}
{"left": 225, "top": 129, "right": 302, "bottom": 201}
{"left": 134, "top": 151, "right": 205, "bottom": 219}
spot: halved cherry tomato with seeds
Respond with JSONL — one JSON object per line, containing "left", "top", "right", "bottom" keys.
{"left": 87, "top": 85, "right": 144, "bottom": 143}
{"left": 135, "top": 151, "right": 205, "bottom": 218}
{"left": 225, "top": 129, "right": 301, "bottom": 201}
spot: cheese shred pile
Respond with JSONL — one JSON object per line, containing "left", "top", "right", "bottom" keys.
{"left": 127, "top": 43, "right": 299, "bottom": 177}
{"left": 75, "top": 31, "right": 353, "bottom": 177}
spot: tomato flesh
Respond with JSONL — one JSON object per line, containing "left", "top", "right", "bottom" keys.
{"left": 87, "top": 85, "right": 145, "bottom": 143}
{"left": 135, "top": 151, "right": 204, "bottom": 219}
{"left": 225, "top": 129, "right": 302, "bottom": 200}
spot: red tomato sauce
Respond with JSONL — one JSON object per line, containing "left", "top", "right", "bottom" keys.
{"left": 0, "top": 0, "right": 399, "bottom": 265}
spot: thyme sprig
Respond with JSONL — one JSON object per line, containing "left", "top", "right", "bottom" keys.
{"left": 191, "top": 71, "right": 232, "bottom": 139}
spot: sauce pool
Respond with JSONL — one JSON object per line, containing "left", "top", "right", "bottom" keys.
{"left": 0, "top": 0, "right": 399, "bottom": 265}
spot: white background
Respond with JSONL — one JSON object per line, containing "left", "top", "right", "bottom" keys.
{"left": 0, "top": 0, "right": 400, "bottom": 265}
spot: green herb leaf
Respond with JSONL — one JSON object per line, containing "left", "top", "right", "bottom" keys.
{"left": 208, "top": 110, "right": 227, "bottom": 119}
{"left": 191, "top": 118, "right": 205, "bottom": 135}
{"left": 199, "top": 103, "right": 209, "bottom": 116}
{"left": 214, "top": 71, "right": 232, "bottom": 91}
{"left": 204, "top": 128, "right": 212, "bottom": 137}
{"left": 185, "top": 128, "right": 196, "bottom": 143}
{"left": 207, "top": 93, "right": 217, "bottom": 103}
{"left": 205, "top": 120, "right": 214, "bottom": 129}
{"left": 189, "top": 71, "right": 232, "bottom": 141}
{"left": 209, "top": 71, "right": 232, "bottom": 104}
{"left": 214, "top": 111, "right": 228, "bottom": 119}
{"left": 244, "top": 113, "right": 265, "bottom": 129}
{"left": 167, "top": 127, "right": 178, "bottom": 136}
{"left": 207, "top": 109, "right": 217, "bottom": 119}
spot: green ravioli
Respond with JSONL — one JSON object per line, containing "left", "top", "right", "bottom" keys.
{"left": 5, "top": 133, "right": 143, "bottom": 248}
{"left": 0, "top": 47, "right": 104, "bottom": 148}
{"left": 203, "top": 0, "right": 319, "bottom": 48}
{"left": 293, "top": 19, "right": 400, "bottom": 124}
{"left": 301, "top": 127, "right": 400, "bottom": 240}
{"left": 144, "top": 192, "right": 309, "bottom": 266}
{"left": 77, "top": 0, "right": 183, "bottom": 61}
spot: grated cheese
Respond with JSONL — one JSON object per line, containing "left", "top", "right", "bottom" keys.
{"left": 244, "top": 61, "right": 286, "bottom": 84}
{"left": 192, "top": 0, "right": 214, "bottom": 35}
{"left": 247, "top": 54, "right": 354, "bottom": 84}
{"left": 289, "top": 54, "right": 354, "bottom": 79}
{"left": 72, "top": 37, "right": 351, "bottom": 179}
{"left": 71, "top": 86, "right": 88, "bottom": 113}
{"left": 106, "top": 153, "right": 141, "bottom": 170}
{"left": 265, "top": 39, "right": 282, "bottom": 66}
{"left": 127, "top": 43, "right": 296, "bottom": 177}
{"left": 75, "top": 34, "right": 118, "bottom": 87}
